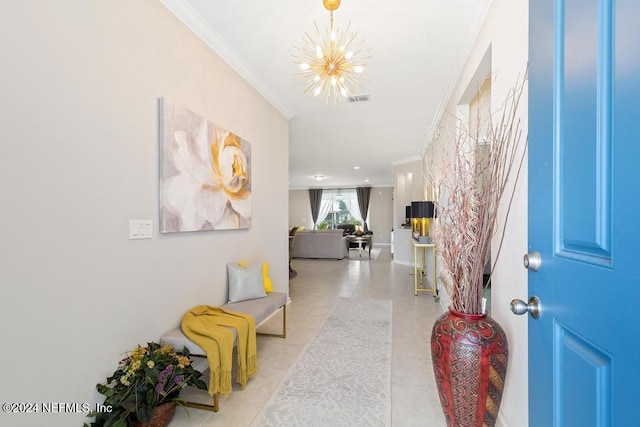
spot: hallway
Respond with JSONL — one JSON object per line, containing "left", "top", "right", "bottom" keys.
{"left": 171, "top": 246, "right": 447, "bottom": 426}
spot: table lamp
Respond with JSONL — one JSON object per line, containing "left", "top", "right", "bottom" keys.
{"left": 411, "top": 201, "right": 436, "bottom": 240}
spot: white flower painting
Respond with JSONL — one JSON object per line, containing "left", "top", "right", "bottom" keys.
{"left": 159, "top": 98, "right": 251, "bottom": 232}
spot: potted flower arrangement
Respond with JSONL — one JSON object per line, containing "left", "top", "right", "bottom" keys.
{"left": 85, "top": 342, "right": 207, "bottom": 427}
{"left": 429, "top": 72, "right": 527, "bottom": 427}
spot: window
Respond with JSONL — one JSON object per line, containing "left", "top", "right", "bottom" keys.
{"left": 317, "top": 189, "right": 363, "bottom": 229}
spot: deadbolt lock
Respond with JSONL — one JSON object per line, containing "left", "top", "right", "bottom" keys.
{"left": 523, "top": 251, "right": 542, "bottom": 272}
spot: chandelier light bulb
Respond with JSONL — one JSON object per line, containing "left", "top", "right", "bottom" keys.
{"left": 293, "top": 1, "right": 370, "bottom": 104}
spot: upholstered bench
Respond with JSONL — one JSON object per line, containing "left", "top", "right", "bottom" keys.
{"left": 160, "top": 291, "right": 287, "bottom": 412}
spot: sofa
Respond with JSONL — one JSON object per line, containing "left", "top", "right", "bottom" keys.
{"left": 291, "top": 229, "right": 347, "bottom": 259}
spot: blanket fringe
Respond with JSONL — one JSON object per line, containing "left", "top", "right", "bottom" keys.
{"left": 208, "top": 367, "right": 233, "bottom": 396}
{"left": 237, "top": 354, "right": 258, "bottom": 388}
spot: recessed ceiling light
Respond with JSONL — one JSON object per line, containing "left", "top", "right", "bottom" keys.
{"left": 313, "top": 175, "right": 325, "bottom": 181}
{"left": 354, "top": 166, "right": 360, "bottom": 170}
{"left": 364, "top": 179, "right": 370, "bottom": 182}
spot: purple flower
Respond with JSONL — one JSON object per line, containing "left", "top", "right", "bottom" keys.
{"left": 157, "top": 365, "right": 173, "bottom": 383}
{"left": 174, "top": 375, "right": 185, "bottom": 385}
{"left": 155, "top": 383, "right": 164, "bottom": 394}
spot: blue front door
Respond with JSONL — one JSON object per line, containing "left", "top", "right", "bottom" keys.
{"left": 528, "top": 0, "right": 640, "bottom": 425}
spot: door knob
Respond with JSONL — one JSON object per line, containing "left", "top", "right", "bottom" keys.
{"left": 510, "top": 296, "right": 542, "bottom": 319}
{"left": 523, "top": 251, "right": 542, "bottom": 271}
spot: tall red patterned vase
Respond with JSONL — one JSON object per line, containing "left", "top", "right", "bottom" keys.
{"left": 431, "top": 308, "right": 509, "bottom": 427}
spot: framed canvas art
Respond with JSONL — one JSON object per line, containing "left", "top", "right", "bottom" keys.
{"left": 159, "top": 98, "right": 252, "bottom": 233}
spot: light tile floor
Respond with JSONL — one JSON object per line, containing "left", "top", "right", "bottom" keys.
{"left": 170, "top": 246, "right": 447, "bottom": 426}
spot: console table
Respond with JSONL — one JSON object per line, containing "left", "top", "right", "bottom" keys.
{"left": 412, "top": 239, "right": 438, "bottom": 299}
{"left": 347, "top": 235, "right": 372, "bottom": 259}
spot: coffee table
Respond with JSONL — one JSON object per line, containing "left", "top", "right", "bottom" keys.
{"left": 347, "top": 235, "right": 372, "bottom": 259}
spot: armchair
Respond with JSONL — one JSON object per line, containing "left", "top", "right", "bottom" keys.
{"left": 337, "top": 224, "right": 373, "bottom": 250}
{"left": 336, "top": 224, "right": 356, "bottom": 236}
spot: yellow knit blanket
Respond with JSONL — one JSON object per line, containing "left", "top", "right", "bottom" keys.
{"left": 181, "top": 305, "right": 257, "bottom": 396}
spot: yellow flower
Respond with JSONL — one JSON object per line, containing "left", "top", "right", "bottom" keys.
{"left": 178, "top": 356, "right": 190, "bottom": 368}
{"left": 130, "top": 360, "right": 141, "bottom": 371}
{"left": 120, "top": 375, "right": 130, "bottom": 386}
{"left": 131, "top": 346, "right": 147, "bottom": 358}
{"left": 160, "top": 345, "right": 174, "bottom": 355}
{"left": 147, "top": 361, "right": 155, "bottom": 369}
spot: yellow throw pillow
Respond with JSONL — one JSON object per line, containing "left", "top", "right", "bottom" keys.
{"left": 262, "top": 262, "right": 273, "bottom": 293}
{"left": 238, "top": 261, "right": 273, "bottom": 293}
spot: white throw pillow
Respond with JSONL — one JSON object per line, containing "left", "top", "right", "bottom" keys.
{"left": 227, "top": 263, "right": 267, "bottom": 303}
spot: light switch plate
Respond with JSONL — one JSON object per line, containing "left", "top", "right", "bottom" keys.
{"left": 129, "top": 220, "right": 152, "bottom": 239}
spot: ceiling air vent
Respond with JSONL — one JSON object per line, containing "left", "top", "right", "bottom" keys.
{"left": 347, "top": 94, "right": 370, "bottom": 103}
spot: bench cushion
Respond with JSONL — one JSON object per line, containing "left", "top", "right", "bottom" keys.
{"left": 222, "top": 292, "right": 287, "bottom": 324}
{"left": 160, "top": 292, "right": 287, "bottom": 356}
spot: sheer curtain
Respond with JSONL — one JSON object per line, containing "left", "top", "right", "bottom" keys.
{"left": 317, "top": 196, "right": 334, "bottom": 228}
{"left": 318, "top": 189, "right": 362, "bottom": 227}
{"left": 340, "top": 189, "right": 363, "bottom": 224}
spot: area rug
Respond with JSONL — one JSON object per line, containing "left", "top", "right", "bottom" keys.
{"left": 252, "top": 298, "right": 393, "bottom": 427}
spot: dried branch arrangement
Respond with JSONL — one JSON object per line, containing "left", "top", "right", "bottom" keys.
{"left": 433, "top": 72, "right": 527, "bottom": 315}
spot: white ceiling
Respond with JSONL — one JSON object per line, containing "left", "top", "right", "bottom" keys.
{"left": 161, "top": 0, "right": 493, "bottom": 189}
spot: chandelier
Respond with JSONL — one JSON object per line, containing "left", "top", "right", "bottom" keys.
{"left": 294, "top": 0, "right": 369, "bottom": 103}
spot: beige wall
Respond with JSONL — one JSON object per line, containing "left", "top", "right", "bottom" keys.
{"left": 289, "top": 190, "right": 313, "bottom": 229}
{"left": 425, "top": 0, "right": 529, "bottom": 425}
{"left": 0, "top": 1, "right": 288, "bottom": 426}
{"left": 392, "top": 158, "right": 425, "bottom": 229}
{"left": 368, "top": 187, "right": 393, "bottom": 244}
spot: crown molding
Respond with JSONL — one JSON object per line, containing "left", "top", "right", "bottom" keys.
{"left": 160, "top": 0, "right": 295, "bottom": 120}
{"left": 288, "top": 184, "right": 394, "bottom": 191}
